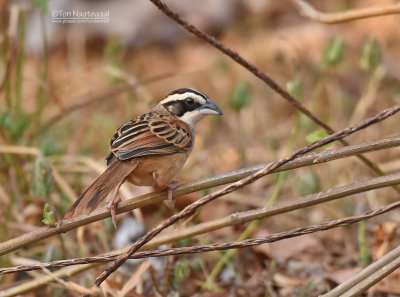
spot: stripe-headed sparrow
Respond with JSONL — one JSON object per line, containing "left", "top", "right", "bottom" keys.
{"left": 64, "top": 88, "right": 223, "bottom": 228}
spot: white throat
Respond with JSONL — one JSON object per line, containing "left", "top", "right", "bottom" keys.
{"left": 179, "top": 110, "right": 205, "bottom": 126}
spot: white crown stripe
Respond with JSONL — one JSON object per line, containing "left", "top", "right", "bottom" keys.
{"left": 158, "top": 92, "right": 208, "bottom": 106}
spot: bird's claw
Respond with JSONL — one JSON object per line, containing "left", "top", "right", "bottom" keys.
{"left": 167, "top": 181, "right": 179, "bottom": 209}
{"left": 107, "top": 197, "right": 121, "bottom": 229}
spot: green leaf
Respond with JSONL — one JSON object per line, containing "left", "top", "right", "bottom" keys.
{"left": 173, "top": 259, "right": 191, "bottom": 283}
{"left": 40, "top": 137, "right": 60, "bottom": 156}
{"left": 323, "top": 36, "right": 345, "bottom": 67}
{"left": 305, "top": 129, "right": 330, "bottom": 143}
{"left": 268, "top": 137, "right": 280, "bottom": 151}
{"left": 104, "top": 38, "right": 123, "bottom": 59}
{"left": 31, "top": 156, "right": 54, "bottom": 198}
{"left": 296, "top": 169, "right": 320, "bottom": 196}
{"left": 358, "top": 221, "right": 371, "bottom": 266}
{"left": 0, "top": 109, "right": 31, "bottom": 142}
{"left": 42, "top": 203, "right": 55, "bottom": 226}
{"left": 359, "top": 38, "right": 381, "bottom": 72}
{"left": 229, "top": 82, "right": 252, "bottom": 112}
{"left": 298, "top": 113, "right": 315, "bottom": 131}
{"left": 33, "top": 0, "right": 48, "bottom": 14}
{"left": 286, "top": 76, "right": 304, "bottom": 98}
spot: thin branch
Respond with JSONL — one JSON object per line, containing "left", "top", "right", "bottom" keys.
{"left": 2, "top": 168, "right": 400, "bottom": 296}
{"left": 0, "top": 263, "right": 104, "bottom": 297}
{"left": 2, "top": 198, "right": 400, "bottom": 277}
{"left": 2, "top": 134, "right": 400, "bottom": 256}
{"left": 322, "top": 239, "right": 400, "bottom": 296}
{"left": 147, "top": 171, "right": 400, "bottom": 251}
{"left": 338, "top": 256, "right": 400, "bottom": 297}
{"left": 289, "top": 0, "right": 400, "bottom": 24}
{"left": 147, "top": 0, "right": 393, "bottom": 186}
{"left": 92, "top": 105, "right": 400, "bottom": 287}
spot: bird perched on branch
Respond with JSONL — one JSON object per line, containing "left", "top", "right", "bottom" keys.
{"left": 63, "top": 88, "right": 223, "bottom": 228}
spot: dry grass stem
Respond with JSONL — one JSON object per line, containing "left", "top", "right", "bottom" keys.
{"left": 289, "top": 0, "right": 400, "bottom": 23}
{"left": 2, "top": 171, "right": 400, "bottom": 276}
{"left": 1, "top": 133, "right": 399, "bottom": 256}
{"left": 322, "top": 242, "right": 400, "bottom": 296}
{"left": 92, "top": 104, "right": 400, "bottom": 287}
{"left": 147, "top": 0, "right": 392, "bottom": 186}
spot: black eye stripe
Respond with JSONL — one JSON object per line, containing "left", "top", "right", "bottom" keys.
{"left": 163, "top": 100, "right": 202, "bottom": 117}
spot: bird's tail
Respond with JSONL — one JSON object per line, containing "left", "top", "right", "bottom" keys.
{"left": 63, "top": 160, "right": 137, "bottom": 220}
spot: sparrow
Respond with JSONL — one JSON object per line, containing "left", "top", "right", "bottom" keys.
{"left": 63, "top": 88, "right": 223, "bottom": 228}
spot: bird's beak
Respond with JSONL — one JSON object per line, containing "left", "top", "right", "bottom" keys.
{"left": 199, "top": 99, "right": 223, "bottom": 115}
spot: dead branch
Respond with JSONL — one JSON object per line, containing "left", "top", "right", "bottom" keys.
{"left": 322, "top": 237, "right": 400, "bottom": 296}
{"left": 92, "top": 104, "right": 400, "bottom": 287}
{"left": 289, "top": 0, "right": 400, "bottom": 24}
{"left": 146, "top": 0, "right": 392, "bottom": 184}
{"left": 2, "top": 134, "right": 400, "bottom": 256}
{"left": 2, "top": 197, "right": 400, "bottom": 277}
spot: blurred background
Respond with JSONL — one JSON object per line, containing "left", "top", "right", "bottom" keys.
{"left": 1, "top": 0, "right": 400, "bottom": 296}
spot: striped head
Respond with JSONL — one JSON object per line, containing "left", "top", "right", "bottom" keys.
{"left": 157, "top": 88, "right": 223, "bottom": 126}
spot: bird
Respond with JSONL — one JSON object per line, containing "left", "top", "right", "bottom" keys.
{"left": 63, "top": 88, "right": 223, "bottom": 228}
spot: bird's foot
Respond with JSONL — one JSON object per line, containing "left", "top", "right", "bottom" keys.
{"left": 166, "top": 181, "right": 179, "bottom": 209}
{"left": 106, "top": 197, "right": 121, "bottom": 229}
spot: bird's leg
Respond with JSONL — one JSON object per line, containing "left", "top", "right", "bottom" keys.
{"left": 106, "top": 180, "right": 124, "bottom": 229}
{"left": 166, "top": 180, "right": 179, "bottom": 209}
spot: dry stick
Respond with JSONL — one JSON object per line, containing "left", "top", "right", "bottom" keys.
{"left": 147, "top": 0, "right": 389, "bottom": 183}
{"left": 2, "top": 202, "right": 398, "bottom": 297}
{"left": 0, "top": 264, "right": 103, "bottom": 297}
{"left": 3, "top": 171, "right": 400, "bottom": 276}
{"left": 2, "top": 135, "right": 400, "bottom": 297}
{"left": 336, "top": 255, "right": 400, "bottom": 297}
{"left": 93, "top": 105, "right": 400, "bottom": 287}
{"left": 289, "top": 0, "right": 400, "bottom": 24}
{"left": 321, "top": 242, "right": 400, "bottom": 296}
{"left": 3, "top": 134, "right": 400, "bottom": 256}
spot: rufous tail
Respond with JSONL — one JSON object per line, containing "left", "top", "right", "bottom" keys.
{"left": 63, "top": 160, "right": 136, "bottom": 220}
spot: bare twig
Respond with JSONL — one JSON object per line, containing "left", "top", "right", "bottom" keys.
{"left": 2, "top": 166, "right": 400, "bottom": 296}
{"left": 146, "top": 0, "right": 391, "bottom": 184}
{"left": 92, "top": 105, "right": 400, "bottom": 287}
{"left": 3, "top": 197, "right": 400, "bottom": 276}
{"left": 322, "top": 239, "right": 400, "bottom": 296}
{"left": 2, "top": 134, "right": 400, "bottom": 256}
{"left": 289, "top": 0, "right": 400, "bottom": 24}
{"left": 0, "top": 263, "right": 103, "bottom": 297}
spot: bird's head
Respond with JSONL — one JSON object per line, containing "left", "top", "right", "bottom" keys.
{"left": 157, "top": 88, "right": 223, "bottom": 126}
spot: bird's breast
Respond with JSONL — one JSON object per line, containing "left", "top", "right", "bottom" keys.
{"left": 126, "top": 151, "right": 191, "bottom": 187}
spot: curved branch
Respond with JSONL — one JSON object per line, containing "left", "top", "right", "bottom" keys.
{"left": 3, "top": 195, "right": 400, "bottom": 276}
{"left": 1, "top": 133, "right": 400, "bottom": 256}
{"left": 93, "top": 105, "right": 400, "bottom": 286}
{"left": 289, "top": 0, "right": 400, "bottom": 24}
{"left": 147, "top": 0, "right": 394, "bottom": 189}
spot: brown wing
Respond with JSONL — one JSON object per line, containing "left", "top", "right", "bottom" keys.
{"left": 107, "top": 114, "right": 193, "bottom": 163}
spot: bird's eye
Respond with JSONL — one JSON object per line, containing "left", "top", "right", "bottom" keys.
{"left": 186, "top": 97, "right": 195, "bottom": 105}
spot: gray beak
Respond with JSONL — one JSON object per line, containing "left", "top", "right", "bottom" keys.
{"left": 199, "top": 99, "right": 223, "bottom": 115}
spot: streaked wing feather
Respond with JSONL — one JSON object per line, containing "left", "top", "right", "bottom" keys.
{"left": 109, "top": 114, "right": 192, "bottom": 161}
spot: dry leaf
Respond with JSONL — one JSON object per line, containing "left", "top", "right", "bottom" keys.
{"left": 326, "top": 267, "right": 362, "bottom": 284}
{"left": 373, "top": 222, "right": 398, "bottom": 261}
{"left": 255, "top": 233, "right": 320, "bottom": 261}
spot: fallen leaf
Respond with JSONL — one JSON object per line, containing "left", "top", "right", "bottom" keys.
{"left": 119, "top": 261, "right": 151, "bottom": 297}
{"left": 326, "top": 267, "right": 362, "bottom": 284}
{"left": 254, "top": 233, "right": 320, "bottom": 261}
